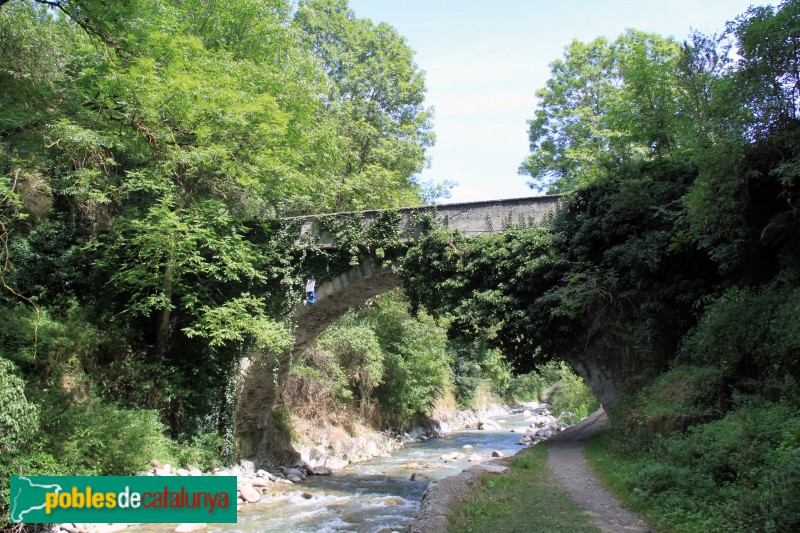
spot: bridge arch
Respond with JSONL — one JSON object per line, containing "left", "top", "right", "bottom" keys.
{"left": 234, "top": 195, "right": 561, "bottom": 463}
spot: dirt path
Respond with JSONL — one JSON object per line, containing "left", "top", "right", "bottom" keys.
{"left": 547, "top": 408, "right": 652, "bottom": 533}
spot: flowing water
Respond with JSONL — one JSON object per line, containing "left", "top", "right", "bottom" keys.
{"left": 143, "top": 411, "right": 533, "bottom": 533}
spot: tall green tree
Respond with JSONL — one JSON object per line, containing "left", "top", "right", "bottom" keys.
{"left": 519, "top": 31, "right": 681, "bottom": 193}
{"left": 294, "top": 0, "right": 434, "bottom": 211}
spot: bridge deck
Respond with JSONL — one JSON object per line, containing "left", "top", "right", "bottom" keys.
{"left": 291, "top": 195, "right": 561, "bottom": 245}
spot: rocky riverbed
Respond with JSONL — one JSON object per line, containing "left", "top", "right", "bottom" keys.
{"left": 50, "top": 402, "right": 576, "bottom": 533}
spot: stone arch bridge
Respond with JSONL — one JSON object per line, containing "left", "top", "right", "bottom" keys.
{"left": 236, "top": 195, "right": 560, "bottom": 461}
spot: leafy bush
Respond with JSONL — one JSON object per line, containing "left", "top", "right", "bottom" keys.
{"left": 0, "top": 357, "right": 39, "bottom": 454}
{"left": 317, "top": 319, "right": 384, "bottom": 410}
{"left": 53, "top": 399, "right": 174, "bottom": 475}
{"left": 508, "top": 371, "right": 546, "bottom": 402}
{"left": 620, "top": 364, "right": 727, "bottom": 434}
{"left": 547, "top": 362, "right": 600, "bottom": 421}
{"left": 680, "top": 281, "right": 800, "bottom": 399}
{"left": 450, "top": 337, "right": 514, "bottom": 408}
{"left": 589, "top": 401, "right": 800, "bottom": 532}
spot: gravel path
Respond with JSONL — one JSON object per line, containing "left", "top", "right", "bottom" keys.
{"left": 547, "top": 408, "right": 652, "bottom": 533}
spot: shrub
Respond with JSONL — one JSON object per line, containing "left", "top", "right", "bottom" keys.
{"left": 34, "top": 393, "right": 174, "bottom": 476}
{"left": 509, "top": 371, "right": 546, "bottom": 402}
{"left": 0, "top": 357, "right": 39, "bottom": 455}
{"left": 591, "top": 401, "right": 800, "bottom": 532}
{"left": 621, "top": 364, "right": 727, "bottom": 434}
{"left": 548, "top": 363, "right": 600, "bottom": 421}
{"left": 680, "top": 281, "right": 800, "bottom": 400}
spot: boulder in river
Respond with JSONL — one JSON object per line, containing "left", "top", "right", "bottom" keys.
{"left": 477, "top": 418, "right": 501, "bottom": 430}
{"left": 309, "top": 465, "right": 333, "bottom": 475}
{"left": 468, "top": 454, "right": 483, "bottom": 462}
{"left": 239, "top": 484, "right": 262, "bottom": 503}
{"left": 410, "top": 473, "right": 430, "bottom": 482}
{"left": 491, "top": 450, "right": 505, "bottom": 458}
{"left": 278, "top": 466, "right": 306, "bottom": 480}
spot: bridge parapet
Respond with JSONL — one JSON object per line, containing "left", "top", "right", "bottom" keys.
{"left": 291, "top": 195, "right": 561, "bottom": 247}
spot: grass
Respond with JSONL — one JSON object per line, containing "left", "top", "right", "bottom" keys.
{"left": 583, "top": 429, "right": 656, "bottom": 525}
{"left": 448, "top": 444, "right": 601, "bottom": 533}
{"left": 585, "top": 409, "right": 800, "bottom": 533}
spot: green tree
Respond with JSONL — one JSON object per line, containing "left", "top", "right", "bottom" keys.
{"left": 294, "top": 0, "right": 434, "bottom": 211}
{"left": 520, "top": 31, "right": 682, "bottom": 192}
{"left": 729, "top": 0, "right": 800, "bottom": 139}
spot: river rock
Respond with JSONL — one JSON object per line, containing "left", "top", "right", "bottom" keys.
{"left": 462, "top": 444, "right": 473, "bottom": 449}
{"left": 468, "top": 454, "right": 482, "bottom": 462}
{"left": 518, "top": 436, "right": 532, "bottom": 445}
{"left": 174, "top": 524, "right": 207, "bottom": 533}
{"left": 176, "top": 468, "right": 189, "bottom": 476}
{"left": 302, "top": 492, "right": 313, "bottom": 499}
{"left": 239, "top": 459, "right": 256, "bottom": 474}
{"left": 100, "top": 525, "right": 129, "bottom": 533}
{"left": 477, "top": 418, "right": 501, "bottom": 430}
{"left": 473, "top": 464, "right": 509, "bottom": 474}
{"left": 490, "top": 450, "right": 505, "bottom": 458}
{"left": 311, "top": 466, "right": 332, "bottom": 475}
{"left": 251, "top": 477, "right": 270, "bottom": 487}
{"left": 278, "top": 466, "right": 306, "bottom": 480}
{"left": 239, "top": 484, "right": 262, "bottom": 503}
{"left": 384, "top": 496, "right": 406, "bottom": 505}
{"left": 535, "top": 428, "right": 554, "bottom": 438}
{"left": 440, "top": 452, "right": 466, "bottom": 461}
{"left": 410, "top": 473, "right": 429, "bottom": 482}
{"left": 527, "top": 415, "right": 556, "bottom": 428}
{"left": 154, "top": 464, "right": 172, "bottom": 476}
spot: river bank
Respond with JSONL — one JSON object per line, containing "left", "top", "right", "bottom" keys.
{"left": 429, "top": 408, "right": 652, "bottom": 533}
{"left": 48, "top": 402, "right": 572, "bottom": 533}
{"left": 290, "top": 402, "right": 520, "bottom": 471}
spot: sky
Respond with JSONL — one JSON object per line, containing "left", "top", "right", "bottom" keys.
{"left": 346, "top": 0, "right": 772, "bottom": 204}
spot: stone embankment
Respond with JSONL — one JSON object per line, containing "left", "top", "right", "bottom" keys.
{"left": 292, "top": 403, "right": 516, "bottom": 471}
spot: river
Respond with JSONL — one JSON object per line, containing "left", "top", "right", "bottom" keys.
{"left": 141, "top": 411, "right": 532, "bottom": 533}
{"left": 227, "top": 411, "right": 531, "bottom": 533}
